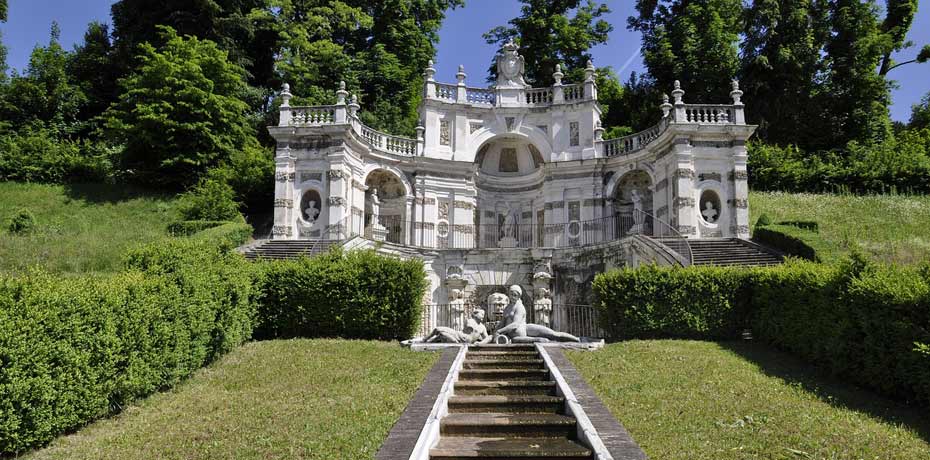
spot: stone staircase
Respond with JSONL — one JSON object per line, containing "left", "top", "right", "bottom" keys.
{"left": 689, "top": 238, "right": 783, "bottom": 267}
{"left": 430, "top": 345, "right": 592, "bottom": 460}
{"left": 241, "top": 239, "right": 339, "bottom": 260}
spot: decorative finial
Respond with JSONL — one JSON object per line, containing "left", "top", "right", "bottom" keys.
{"left": 672, "top": 80, "right": 684, "bottom": 105}
{"left": 458, "top": 64, "right": 464, "bottom": 72}
{"left": 336, "top": 80, "right": 348, "bottom": 105}
{"left": 584, "top": 60, "right": 596, "bottom": 82}
{"left": 553, "top": 64, "right": 564, "bottom": 85}
{"left": 350, "top": 94, "right": 358, "bottom": 105}
{"left": 730, "top": 79, "right": 743, "bottom": 105}
{"left": 456, "top": 65, "right": 467, "bottom": 85}
{"left": 280, "top": 82, "right": 293, "bottom": 107}
{"left": 586, "top": 59, "right": 594, "bottom": 69}
{"left": 660, "top": 93, "right": 673, "bottom": 118}
{"left": 424, "top": 60, "right": 436, "bottom": 81}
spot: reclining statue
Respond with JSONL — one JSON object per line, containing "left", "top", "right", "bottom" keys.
{"left": 494, "top": 285, "right": 580, "bottom": 343}
{"left": 419, "top": 308, "right": 492, "bottom": 344}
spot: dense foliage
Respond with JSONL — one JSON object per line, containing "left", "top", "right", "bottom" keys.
{"left": 103, "top": 27, "right": 262, "bottom": 189}
{"left": 593, "top": 257, "right": 930, "bottom": 406}
{"left": 0, "top": 233, "right": 255, "bottom": 454}
{"left": 5, "top": 208, "right": 35, "bottom": 234}
{"left": 254, "top": 249, "right": 427, "bottom": 341}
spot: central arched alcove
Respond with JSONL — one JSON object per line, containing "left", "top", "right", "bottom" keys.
{"left": 612, "top": 170, "right": 654, "bottom": 234}
{"left": 473, "top": 136, "right": 547, "bottom": 248}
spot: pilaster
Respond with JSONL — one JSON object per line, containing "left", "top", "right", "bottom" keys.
{"left": 671, "top": 138, "right": 696, "bottom": 237}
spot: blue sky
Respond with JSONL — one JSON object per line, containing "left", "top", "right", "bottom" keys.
{"left": 2, "top": 0, "right": 928, "bottom": 121}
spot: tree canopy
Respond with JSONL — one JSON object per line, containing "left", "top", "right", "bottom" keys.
{"left": 102, "top": 27, "right": 259, "bottom": 189}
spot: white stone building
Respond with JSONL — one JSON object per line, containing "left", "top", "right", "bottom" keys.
{"left": 265, "top": 42, "right": 758, "bottom": 335}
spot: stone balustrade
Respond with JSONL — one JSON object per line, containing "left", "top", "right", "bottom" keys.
{"left": 288, "top": 105, "right": 337, "bottom": 125}
{"left": 680, "top": 104, "right": 736, "bottom": 124}
{"left": 600, "top": 118, "right": 671, "bottom": 157}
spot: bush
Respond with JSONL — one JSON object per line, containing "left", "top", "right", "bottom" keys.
{"left": 755, "top": 213, "right": 772, "bottom": 227}
{"left": 0, "top": 126, "right": 114, "bottom": 184}
{"left": 6, "top": 208, "right": 36, "bottom": 234}
{"left": 177, "top": 178, "right": 242, "bottom": 222}
{"left": 0, "top": 237, "right": 256, "bottom": 454}
{"left": 189, "top": 221, "right": 253, "bottom": 249}
{"left": 593, "top": 256, "right": 930, "bottom": 406}
{"left": 254, "top": 249, "right": 427, "bottom": 341}
{"left": 593, "top": 264, "right": 753, "bottom": 340}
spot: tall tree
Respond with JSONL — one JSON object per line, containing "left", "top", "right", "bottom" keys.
{"left": 483, "top": 0, "right": 612, "bottom": 86}
{"left": 0, "top": 0, "right": 6, "bottom": 21}
{"left": 67, "top": 22, "right": 119, "bottom": 129}
{"left": 260, "top": 0, "right": 462, "bottom": 135}
{"left": 819, "top": 0, "right": 891, "bottom": 147}
{"left": 110, "top": 0, "right": 269, "bottom": 85}
{"left": 910, "top": 92, "right": 930, "bottom": 131}
{"left": 630, "top": 0, "right": 743, "bottom": 103}
{"left": 741, "top": 0, "right": 829, "bottom": 148}
{"left": 0, "top": 23, "right": 87, "bottom": 134}
{"left": 103, "top": 27, "right": 260, "bottom": 188}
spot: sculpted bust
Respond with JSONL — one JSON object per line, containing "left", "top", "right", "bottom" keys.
{"left": 496, "top": 39, "right": 527, "bottom": 87}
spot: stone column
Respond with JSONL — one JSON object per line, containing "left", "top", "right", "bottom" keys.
{"left": 671, "top": 138, "right": 696, "bottom": 237}
{"left": 327, "top": 168, "right": 347, "bottom": 236}
{"left": 272, "top": 147, "right": 296, "bottom": 240}
{"left": 731, "top": 142, "right": 751, "bottom": 239}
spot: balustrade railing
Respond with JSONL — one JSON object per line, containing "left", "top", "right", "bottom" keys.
{"left": 466, "top": 87, "right": 495, "bottom": 105}
{"left": 601, "top": 117, "right": 671, "bottom": 157}
{"left": 563, "top": 84, "right": 584, "bottom": 102}
{"left": 681, "top": 104, "right": 735, "bottom": 124}
{"left": 289, "top": 106, "right": 336, "bottom": 125}
{"left": 435, "top": 83, "right": 457, "bottom": 101}
{"left": 526, "top": 88, "right": 553, "bottom": 105}
{"left": 552, "top": 304, "right": 603, "bottom": 339}
{"left": 641, "top": 211, "right": 693, "bottom": 265}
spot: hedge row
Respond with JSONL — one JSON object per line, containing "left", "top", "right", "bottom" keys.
{"left": 253, "top": 249, "right": 427, "bottom": 341}
{"left": 593, "top": 258, "right": 930, "bottom": 405}
{"left": 167, "top": 220, "right": 229, "bottom": 236}
{"left": 0, "top": 237, "right": 256, "bottom": 454}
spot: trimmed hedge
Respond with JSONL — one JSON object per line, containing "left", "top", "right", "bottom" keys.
{"left": 593, "top": 264, "right": 753, "bottom": 339}
{"left": 0, "top": 237, "right": 256, "bottom": 454}
{"left": 167, "top": 220, "right": 228, "bottom": 236}
{"left": 254, "top": 249, "right": 427, "bottom": 341}
{"left": 593, "top": 258, "right": 930, "bottom": 405}
{"left": 752, "top": 225, "right": 824, "bottom": 262}
{"left": 189, "top": 221, "right": 252, "bottom": 249}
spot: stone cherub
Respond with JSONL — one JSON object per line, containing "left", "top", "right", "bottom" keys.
{"left": 420, "top": 308, "right": 492, "bottom": 344}
{"left": 494, "top": 285, "right": 579, "bottom": 343}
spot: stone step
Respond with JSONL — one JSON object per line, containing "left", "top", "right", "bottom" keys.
{"left": 430, "top": 437, "right": 591, "bottom": 459}
{"left": 441, "top": 413, "right": 577, "bottom": 438}
{"left": 458, "top": 369, "right": 549, "bottom": 381}
{"left": 454, "top": 380, "right": 557, "bottom": 396}
{"left": 468, "top": 345, "right": 537, "bottom": 352}
{"left": 462, "top": 359, "right": 546, "bottom": 370}
{"left": 448, "top": 395, "right": 564, "bottom": 414}
{"left": 465, "top": 351, "right": 540, "bottom": 360}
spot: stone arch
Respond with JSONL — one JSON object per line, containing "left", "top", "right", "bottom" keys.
{"left": 360, "top": 164, "right": 412, "bottom": 197}
{"left": 362, "top": 167, "right": 409, "bottom": 244}
{"left": 468, "top": 124, "right": 553, "bottom": 164}
{"left": 604, "top": 167, "right": 657, "bottom": 201}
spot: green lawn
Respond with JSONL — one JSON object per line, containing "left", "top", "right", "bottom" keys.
{"left": 750, "top": 191, "right": 930, "bottom": 264}
{"left": 569, "top": 340, "right": 930, "bottom": 459}
{"left": 24, "top": 339, "right": 437, "bottom": 460}
{"left": 0, "top": 182, "right": 182, "bottom": 274}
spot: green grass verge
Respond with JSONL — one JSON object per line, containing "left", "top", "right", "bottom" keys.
{"left": 23, "top": 339, "right": 437, "bottom": 460}
{"left": 0, "top": 182, "right": 183, "bottom": 274}
{"left": 568, "top": 340, "right": 930, "bottom": 459}
{"left": 750, "top": 191, "right": 930, "bottom": 264}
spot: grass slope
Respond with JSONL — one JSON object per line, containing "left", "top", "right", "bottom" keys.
{"left": 569, "top": 340, "right": 930, "bottom": 460}
{"left": 0, "top": 182, "right": 181, "bottom": 273}
{"left": 24, "top": 339, "right": 437, "bottom": 460}
{"left": 750, "top": 191, "right": 930, "bottom": 264}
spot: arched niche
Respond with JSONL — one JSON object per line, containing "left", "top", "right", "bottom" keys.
{"left": 612, "top": 170, "right": 654, "bottom": 232}
{"left": 364, "top": 169, "right": 407, "bottom": 243}
{"left": 474, "top": 137, "right": 545, "bottom": 177}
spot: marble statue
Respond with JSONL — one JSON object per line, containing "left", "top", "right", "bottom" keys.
{"left": 702, "top": 200, "right": 718, "bottom": 223}
{"left": 501, "top": 211, "right": 516, "bottom": 239}
{"left": 449, "top": 288, "right": 466, "bottom": 331}
{"left": 304, "top": 200, "right": 319, "bottom": 225}
{"left": 629, "top": 189, "right": 645, "bottom": 234}
{"left": 488, "top": 292, "right": 508, "bottom": 318}
{"left": 496, "top": 39, "right": 527, "bottom": 87}
{"left": 494, "top": 285, "right": 579, "bottom": 343}
{"left": 534, "top": 287, "right": 552, "bottom": 327}
{"left": 421, "top": 308, "right": 491, "bottom": 344}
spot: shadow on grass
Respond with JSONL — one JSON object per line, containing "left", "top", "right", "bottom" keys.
{"left": 62, "top": 183, "right": 173, "bottom": 204}
{"left": 718, "top": 340, "right": 930, "bottom": 444}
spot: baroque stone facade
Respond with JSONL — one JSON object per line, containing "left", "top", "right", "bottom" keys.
{"left": 267, "top": 41, "right": 757, "bottom": 324}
